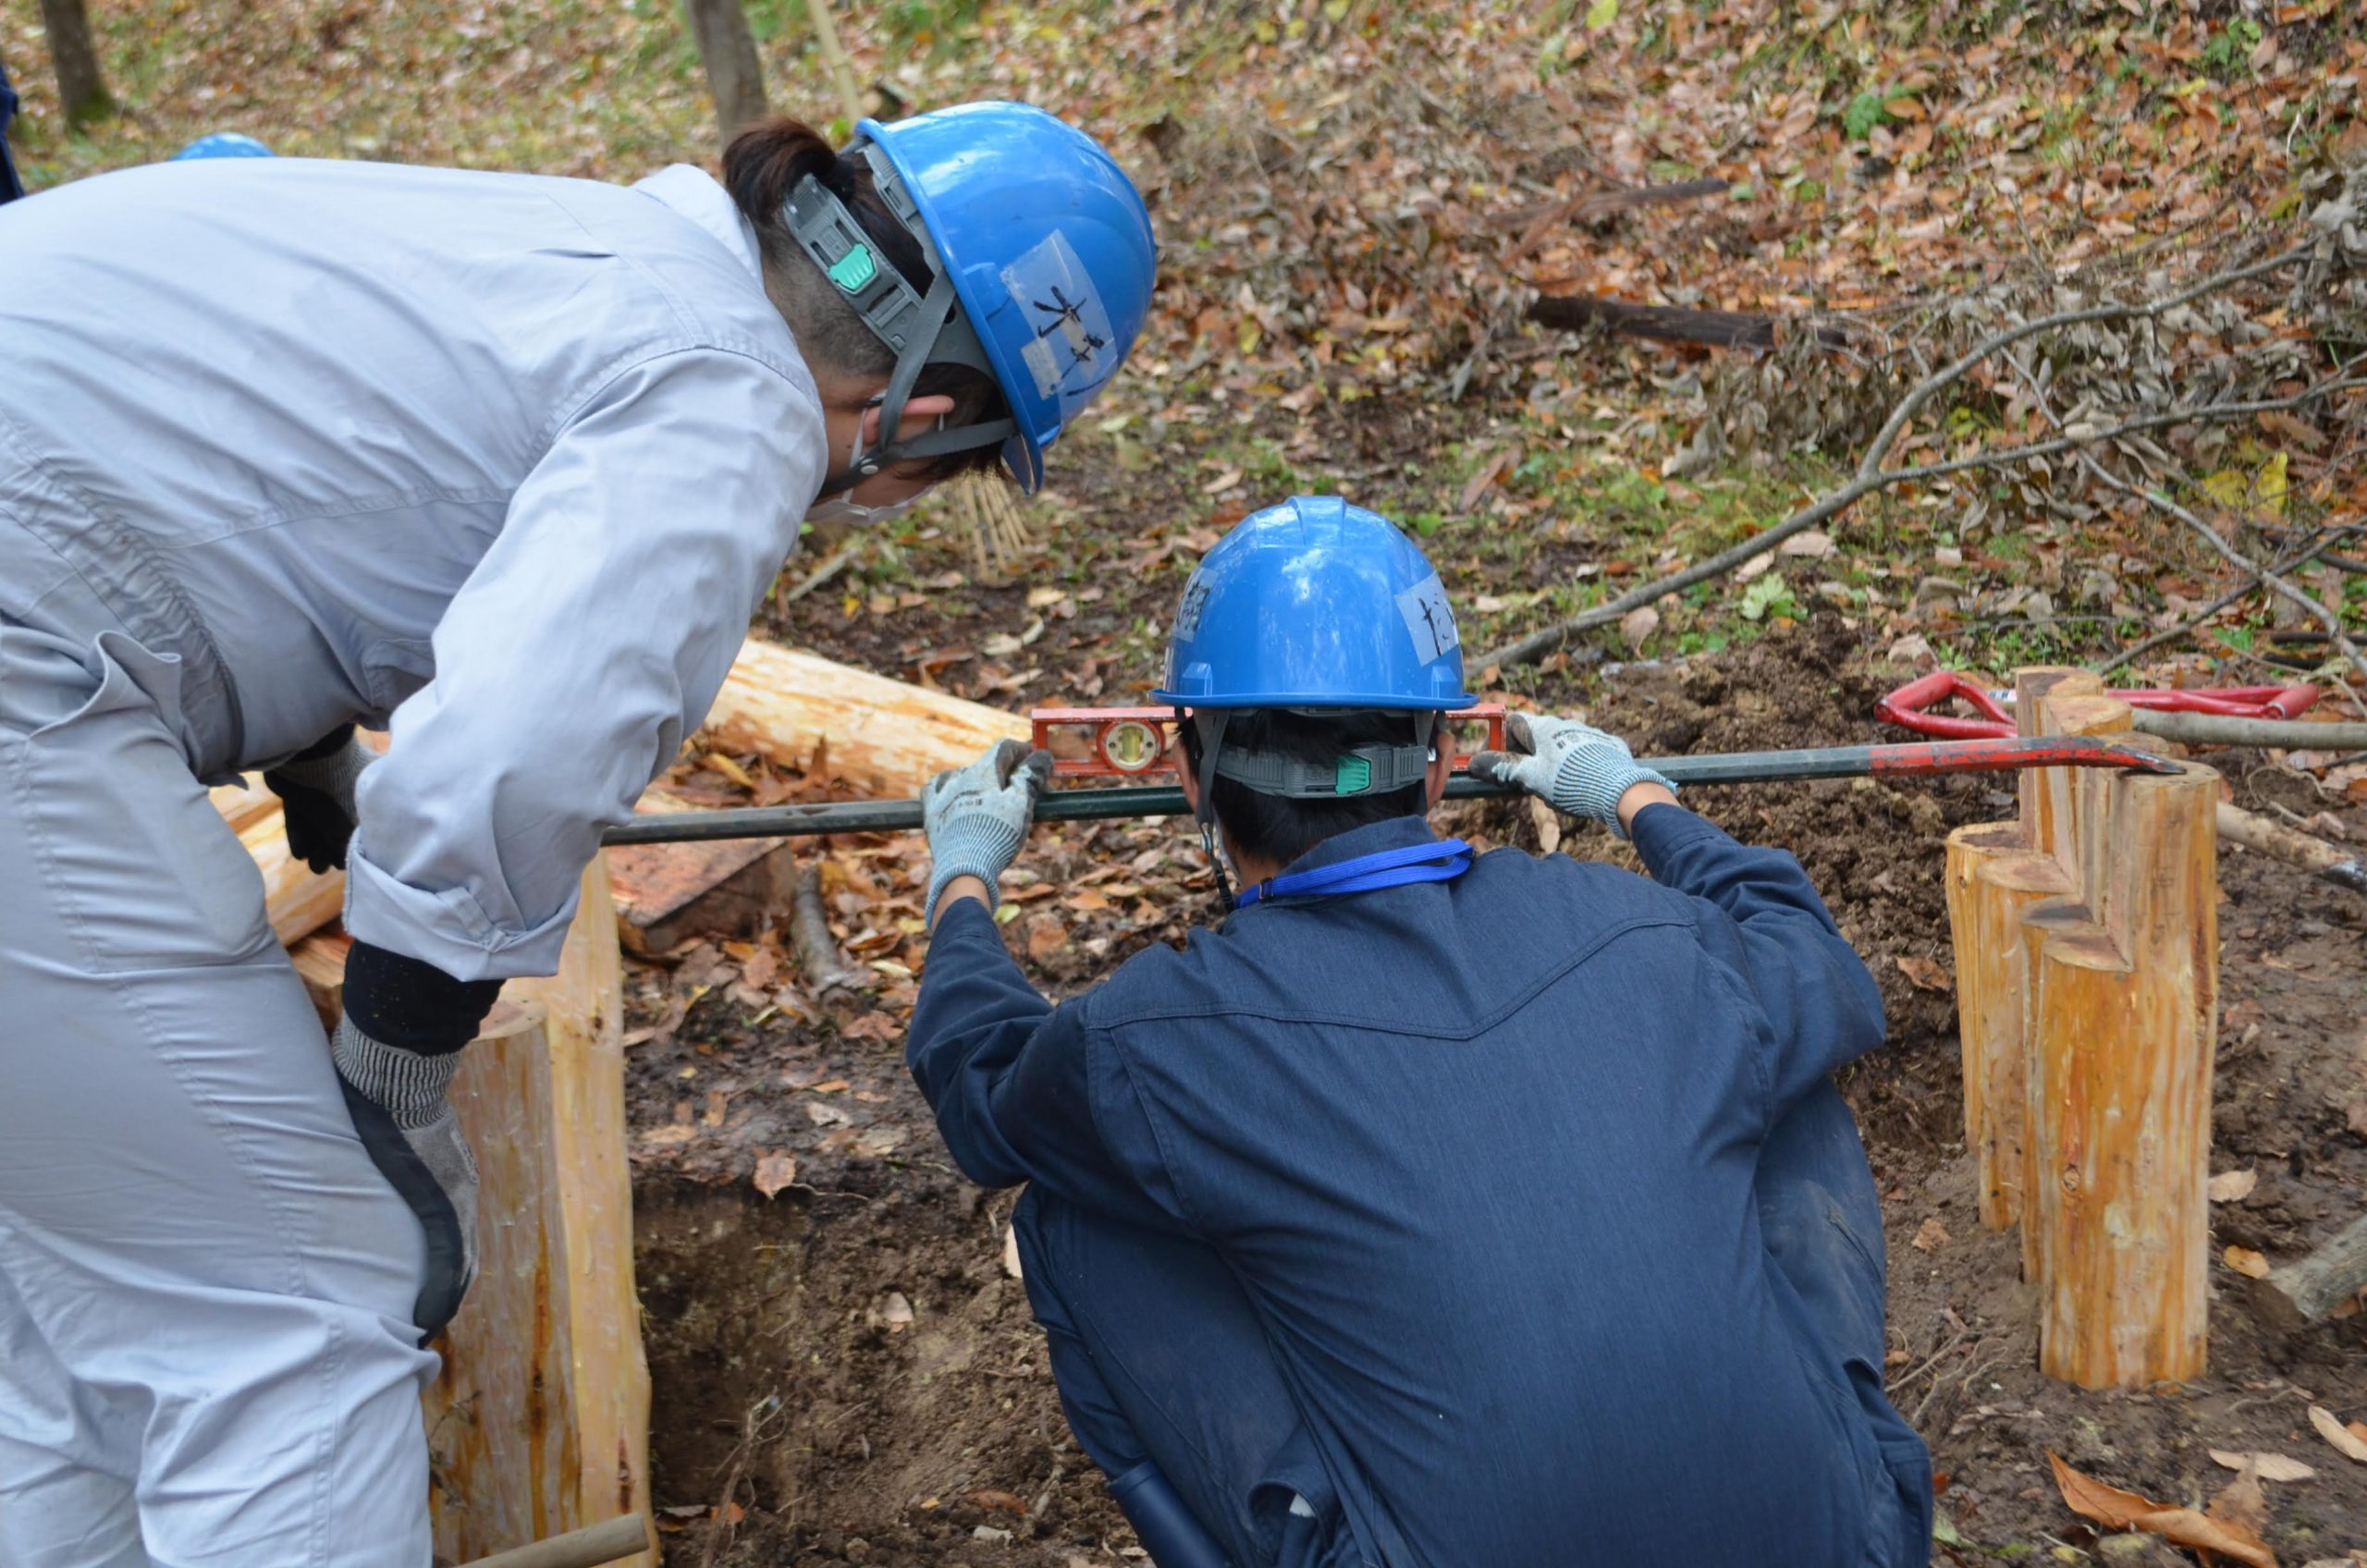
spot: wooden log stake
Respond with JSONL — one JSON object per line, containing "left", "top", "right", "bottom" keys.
{"left": 1943, "top": 827, "right": 2069, "bottom": 1232}
{"left": 2021, "top": 759, "right": 2218, "bottom": 1387}
{"left": 1944, "top": 668, "right": 2221, "bottom": 1387}
{"left": 1937, "top": 668, "right": 2106, "bottom": 1239}
{"left": 425, "top": 858, "right": 655, "bottom": 1566}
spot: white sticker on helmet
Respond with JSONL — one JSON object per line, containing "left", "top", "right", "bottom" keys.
{"left": 1395, "top": 573, "right": 1459, "bottom": 663}
{"left": 1001, "top": 230, "right": 1116, "bottom": 404}
{"left": 1171, "top": 574, "right": 1213, "bottom": 641}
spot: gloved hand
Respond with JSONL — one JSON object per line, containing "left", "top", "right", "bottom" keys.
{"left": 264, "top": 725, "right": 378, "bottom": 873}
{"left": 331, "top": 941, "right": 501, "bottom": 1343}
{"left": 922, "top": 739, "right": 1054, "bottom": 924}
{"left": 1468, "top": 712, "right": 1675, "bottom": 836}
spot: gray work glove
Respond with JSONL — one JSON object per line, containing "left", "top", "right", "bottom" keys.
{"left": 264, "top": 726, "right": 378, "bottom": 873}
{"left": 331, "top": 1017, "right": 478, "bottom": 1342}
{"left": 1468, "top": 712, "right": 1675, "bottom": 837}
{"left": 923, "top": 739, "right": 1054, "bottom": 924}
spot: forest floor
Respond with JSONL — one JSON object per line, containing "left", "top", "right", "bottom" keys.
{"left": 9, "top": 0, "right": 2367, "bottom": 1561}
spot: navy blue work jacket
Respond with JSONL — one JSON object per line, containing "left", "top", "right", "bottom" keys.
{"left": 909, "top": 806, "right": 1891, "bottom": 1567}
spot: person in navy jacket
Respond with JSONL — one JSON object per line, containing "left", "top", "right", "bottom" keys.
{"left": 907, "top": 496, "right": 1932, "bottom": 1568}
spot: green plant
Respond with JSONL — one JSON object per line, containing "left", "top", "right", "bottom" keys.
{"left": 2200, "top": 18, "right": 2263, "bottom": 79}
{"left": 1739, "top": 573, "right": 1799, "bottom": 621}
{"left": 1843, "top": 88, "right": 1904, "bottom": 141}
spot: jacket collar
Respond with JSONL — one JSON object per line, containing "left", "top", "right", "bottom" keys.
{"left": 1269, "top": 814, "right": 1441, "bottom": 880}
{"left": 632, "top": 165, "right": 766, "bottom": 285}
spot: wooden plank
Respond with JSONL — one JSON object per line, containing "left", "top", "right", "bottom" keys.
{"left": 235, "top": 806, "right": 348, "bottom": 947}
{"left": 210, "top": 774, "right": 280, "bottom": 833}
{"left": 704, "top": 636, "right": 1029, "bottom": 795}
{"left": 604, "top": 789, "right": 794, "bottom": 954}
{"left": 425, "top": 858, "right": 655, "bottom": 1566}
{"left": 289, "top": 928, "right": 352, "bottom": 1031}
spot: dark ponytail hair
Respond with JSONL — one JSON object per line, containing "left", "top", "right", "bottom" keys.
{"left": 722, "top": 116, "right": 1007, "bottom": 483}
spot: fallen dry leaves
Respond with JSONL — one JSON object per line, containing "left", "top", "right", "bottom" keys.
{"left": 2306, "top": 1406, "right": 2367, "bottom": 1464}
{"left": 1910, "top": 1216, "right": 1952, "bottom": 1254}
{"left": 2047, "top": 1452, "right": 2278, "bottom": 1568}
{"left": 2225, "top": 1245, "right": 2274, "bottom": 1280}
{"left": 2208, "top": 1168, "right": 2260, "bottom": 1203}
{"left": 752, "top": 1150, "right": 798, "bottom": 1200}
{"left": 1895, "top": 955, "right": 1954, "bottom": 993}
{"left": 2210, "top": 1452, "right": 2316, "bottom": 1485}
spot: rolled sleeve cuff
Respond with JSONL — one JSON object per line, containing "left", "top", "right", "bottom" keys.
{"left": 341, "top": 851, "right": 581, "bottom": 983}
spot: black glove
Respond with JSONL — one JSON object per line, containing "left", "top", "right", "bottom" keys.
{"left": 335, "top": 941, "right": 502, "bottom": 1343}
{"left": 264, "top": 725, "right": 378, "bottom": 873}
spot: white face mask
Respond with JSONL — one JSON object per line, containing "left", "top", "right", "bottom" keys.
{"left": 804, "top": 492, "right": 923, "bottom": 527}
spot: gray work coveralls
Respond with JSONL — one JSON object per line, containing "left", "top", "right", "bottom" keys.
{"left": 0, "top": 155, "right": 825, "bottom": 1565}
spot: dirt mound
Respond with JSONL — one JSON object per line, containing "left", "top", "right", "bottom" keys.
{"left": 640, "top": 1176, "right": 1127, "bottom": 1567}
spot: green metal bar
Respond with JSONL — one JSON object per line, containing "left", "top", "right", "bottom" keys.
{"left": 599, "top": 736, "right": 2170, "bottom": 847}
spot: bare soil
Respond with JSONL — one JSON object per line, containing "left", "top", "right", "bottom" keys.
{"left": 630, "top": 588, "right": 2367, "bottom": 1564}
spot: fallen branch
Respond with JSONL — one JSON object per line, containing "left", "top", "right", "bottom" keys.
{"left": 780, "top": 539, "right": 862, "bottom": 604}
{"left": 789, "top": 859, "right": 869, "bottom": 998}
{"left": 1481, "top": 246, "right": 2344, "bottom": 672}
{"left": 1526, "top": 293, "right": 1846, "bottom": 351}
{"left": 2215, "top": 801, "right": 2367, "bottom": 897}
{"left": 2116, "top": 475, "right": 2367, "bottom": 691}
{"left": 2096, "top": 533, "right": 2341, "bottom": 677}
{"left": 1478, "top": 375, "right": 2355, "bottom": 669}
{"left": 2133, "top": 713, "right": 2367, "bottom": 751}
{"left": 1503, "top": 176, "right": 1729, "bottom": 261}
{"left": 2257, "top": 1214, "right": 2367, "bottom": 1326}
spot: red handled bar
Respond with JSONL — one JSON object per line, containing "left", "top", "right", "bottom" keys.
{"left": 1878, "top": 671, "right": 2319, "bottom": 740}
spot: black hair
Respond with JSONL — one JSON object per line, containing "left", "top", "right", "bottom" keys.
{"left": 720, "top": 115, "right": 1008, "bottom": 483}
{"left": 1175, "top": 708, "right": 1431, "bottom": 869}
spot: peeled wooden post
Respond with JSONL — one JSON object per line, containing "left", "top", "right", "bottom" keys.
{"left": 425, "top": 858, "right": 655, "bottom": 1567}
{"left": 1943, "top": 827, "right": 2068, "bottom": 1231}
{"left": 2022, "top": 757, "right": 2218, "bottom": 1386}
{"left": 1942, "top": 668, "right": 2219, "bottom": 1387}
{"left": 1941, "top": 668, "right": 2103, "bottom": 1238}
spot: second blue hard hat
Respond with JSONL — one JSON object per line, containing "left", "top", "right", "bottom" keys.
{"left": 1152, "top": 496, "right": 1475, "bottom": 712}
{"left": 173, "top": 132, "right": 274, "bottom": 159}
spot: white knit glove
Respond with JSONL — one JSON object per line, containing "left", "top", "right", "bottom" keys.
{"left": 1468, "top": 713, "right": 1674, "bottom": 837}
{"left": 922, "top": 740, "right": 1054, "bottom": 923}
{"left": 332, "top": 1018, "right": 477, "bottom": 1341}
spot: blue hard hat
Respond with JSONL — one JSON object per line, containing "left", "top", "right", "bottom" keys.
{"left": 173, "top": 132, "right": 274, "bottom": 159}
{"left": 858, "top": 104, "right": 1156, "bottom": 493}
{"left": 1152, "top": 496, "right": 1475, "bottom": 711}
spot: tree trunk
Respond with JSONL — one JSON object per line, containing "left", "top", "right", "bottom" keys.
{"left": 36, "top": 0, "right": 111, "bottom": 128}
{"left": 678, "top": 0, "right": 767, "bottom": 148}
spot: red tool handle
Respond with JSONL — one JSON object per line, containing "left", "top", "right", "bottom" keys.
{"left": 1873, "top": 672, "right": 2014, "bottom": 739}
{"left": 1880, "top": 674, "right": 2322, "bottom": 738}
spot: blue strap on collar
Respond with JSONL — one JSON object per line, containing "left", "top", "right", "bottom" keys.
{"left": 1234, "top": 838, "right": 1474, "bottom": 909}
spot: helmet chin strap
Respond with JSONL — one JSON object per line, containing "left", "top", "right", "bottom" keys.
{"left": 1186, "top": 708, "right": 1237, "bottom": 914}
{"left": 787, "top": 148, "right": 1017, "bottom": 496}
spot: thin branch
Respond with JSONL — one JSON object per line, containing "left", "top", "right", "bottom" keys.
{"left": 2131, "top": 480, "right": 2367, "bottom": 692}
{"left": 1852, "top": 247, "right": 2309, "bottom": 487}
{"left": 2095, "top": 534, "right": 2336, "bottom": 676}
{"left": 1999, "top": 345, "right": 2366, "bottom": 702}
{"left": 1474, "top": 374, "right": 2365, "bottom": 670}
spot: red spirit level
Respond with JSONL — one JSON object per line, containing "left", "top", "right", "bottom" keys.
{"left": 1028, "top": 704, "right": 1510, "bottom": 778}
